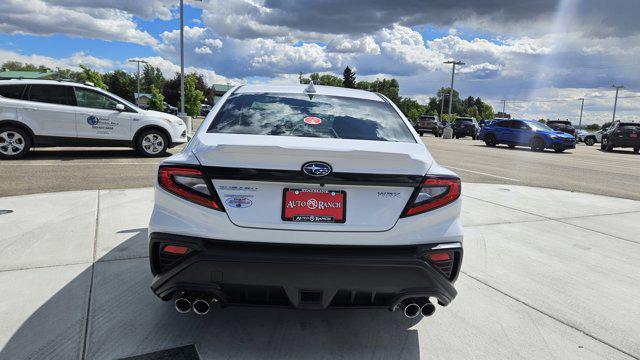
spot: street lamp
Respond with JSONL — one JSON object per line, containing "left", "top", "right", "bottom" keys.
{"left": 612, "top": 85, "right": 624, "bottom": 122}
{"left": 128, "top": 59, "right": 148, "bottom": 107}
{"left": 444, "top": 60, "right": 464, "bottom": 121}
{"left": 577, "top": 98, "right": 585, "bottom": 129}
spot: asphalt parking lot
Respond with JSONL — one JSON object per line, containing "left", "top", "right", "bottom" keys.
{"left": 1, "top": 134, "right": 638, "bottom": 199}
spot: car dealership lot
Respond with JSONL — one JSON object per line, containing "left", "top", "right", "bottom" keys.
{"left": 1, "top": 135, "right": 639, "bottom": 199}
{"left": 1, "top": 185, "right": 639, "bottom": 359}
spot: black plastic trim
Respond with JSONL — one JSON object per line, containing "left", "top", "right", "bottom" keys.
{"left": 201, "top": 166, "right": 423, "bottom": 187}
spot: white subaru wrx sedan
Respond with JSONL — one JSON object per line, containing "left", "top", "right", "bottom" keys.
{"left": 148, "top": 84, "right": 463, "bottom": 318}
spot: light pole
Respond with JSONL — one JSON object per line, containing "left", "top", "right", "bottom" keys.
{"left": 128, "top": 59, "right": 148, "bottom": 107}
{"left": 577, "top": 98, "right": 585, "bottom": 129}
{"left": 501, "top": 99, "right": 506, "bottom": 114}
{"left": 444, "top": 60, "right": 464, "bottom": 121}
{"left": 440, "top": 92, "right": 448, "bottom": 118}
{"left": 612, "top": 85, "right": 624, "bottom": 123}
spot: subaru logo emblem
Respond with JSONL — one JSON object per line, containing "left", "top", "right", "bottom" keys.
{"left": 302, "top": 162, "right": 332, "bottom": 177}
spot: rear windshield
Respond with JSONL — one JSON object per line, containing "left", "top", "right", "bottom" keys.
{"left": 548, "top": 121, "right": 572, "bottom": 126}
{"left": 619, "top": 123, "right": 640, "bottom": 130}
{"left": 207, "top": 93, "right": 415, "bottom": 142}
{"left": 455, "top": 118, "right": 473, "bottom": 123}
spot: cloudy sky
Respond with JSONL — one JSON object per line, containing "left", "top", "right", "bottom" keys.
{"left": 1, "top": 0, "right": 639, "bottom": 124}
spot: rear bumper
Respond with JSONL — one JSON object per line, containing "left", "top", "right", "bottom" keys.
{"left": 453, "top": 129, "right": 475, "bottom": 136}
{"left": 550, "top": 139, "right": 576, "bottom": 149}
{"left": 149, "top": 233, "right": 462, "bottom": 310}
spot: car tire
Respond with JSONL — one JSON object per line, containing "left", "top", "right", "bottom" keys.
{"left": 507, "top": 144, "right": 515, "bottom": 149}
{"left": 419, "top": 131, "right": 424, "bottom": 137}
{"left": 136, "top": 129, "right": 168, "bottom": 157}
{"left": 531, "top": 137, "right": 546, "bottom": 152}
{"left": 584, "top": 137, "right": 595, "bottom": 146}
{"left": 0, "top": 127, "right": 31, "bottom": 159}
{"left": 634, "top": 147, "right": 639, "bottom": 154}
{"left": 484, "top": 134, "right": 497, "bottom": 147}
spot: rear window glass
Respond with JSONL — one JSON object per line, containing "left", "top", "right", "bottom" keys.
{"left": 0, "top": 84, "right": 26, "bottom": 99}
{"left": 619, "top": 123, "right": 640, "bottom": 131}
{"left": 455, "top": 118, "right": 473, "bottom": 123}
{"left": 28, "top": 85, "right": 76, "bottom": 106}
{"left": 208, "top": 93, "right": 415, "bottom": 142}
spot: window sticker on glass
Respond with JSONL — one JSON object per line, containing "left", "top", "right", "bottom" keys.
{"left": 304, "top": 116, "right": 322, "bottom": 125}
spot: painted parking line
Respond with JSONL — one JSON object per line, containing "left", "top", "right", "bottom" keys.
{"left": 446, "top": 166, "right": 521, "bottom": 182}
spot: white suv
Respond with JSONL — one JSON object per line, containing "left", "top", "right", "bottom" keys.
{"left": 148, "top": 84, "right": 463, "bottom": 318}
{"left": 0, "top": 80, "right": 187, "bottom": 159}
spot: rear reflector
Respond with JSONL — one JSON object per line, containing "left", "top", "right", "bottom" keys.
{"left": 402, "top": 176, "right": 461, "bottom": 217}
{"left": 158, "top": 166, "right": 223, "bottom": 210}
{"left": 163, "top": 245, "right": 190, "bottom": 255}
{"left": 428, "top": 252, "right": 451, "bottom": 261}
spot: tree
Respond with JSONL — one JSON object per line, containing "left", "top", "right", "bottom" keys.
{"left": 342, "top": 66, "right": 356, "bottom": 88}
{"left": 1, "top": 61, "right": 51, "bottom": 72}
{"left": 466, "top": 105, "right": 480, "bottom": 119}
{"left": 104, "top": 70, "right": 136, "bottom": 102}
{"left": 163, "top": 73, "right": 181, "bottom": 107}
{"left": 398, "top": 97, "right": 426, "bottom": 123}
{"left": 142, "top": 65, "right": 165, "bottom": 93}
{"left": 585, "top": 123, "right": 601, "bottom": 131}
{"left": 436, "top": 87, "right": 463, "bottom": 116}
{"left": 480, "top": 103, "right": 495, "bottom": 120}
{"left": 184, "top": 73, "right": 204, "bottom": 117}
{"left": 76, "top": 65, "right": 107, "bottom": 89}
{"left": 149, "top": 85, "right": 165, "bottom": 111}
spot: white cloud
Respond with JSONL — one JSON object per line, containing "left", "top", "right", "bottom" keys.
{"left": 326, "top": 36, "right": 380, "bottom": 54}
{"left": 0, "top": 49, "right": 114, "bottom": 72}
{"left": 195, "top": 46, "right": 213, "bottom": 54}
{"left": 203, "top": 38, "right": 223, "bottom": 48}
{"left": 0, "top": 0, "right": 157, "bottom": 46}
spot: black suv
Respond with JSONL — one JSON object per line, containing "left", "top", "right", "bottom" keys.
{"left": 546, "top": 120, "right": 576, "bottom": 136}
{"left": 452, "top": 117, "right": 480, "bottom": 139}
{"left": 601, "top": 121, "right": 640, "bottom": 153}
{"left": 414, "top": 115, "right": 444, "bottom": 137}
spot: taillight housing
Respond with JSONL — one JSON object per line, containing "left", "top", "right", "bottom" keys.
{"left": 402, "top": 176, "right": 461, "bottom": 217}
{"left": 158, "top": 166, "right": 223, "bottom": 210}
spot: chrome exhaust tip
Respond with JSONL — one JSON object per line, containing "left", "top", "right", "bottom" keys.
{"left": 192, "top": 299, "right": 210, "bottom": 315}
{"left": 421, "top": 301, "right": 436, "bottom": 317}
{"left": 174, "top": 297, "right": 191, "bottom": 313}
{"left": 403, "top": 302, "right": 421, "bottom": 318}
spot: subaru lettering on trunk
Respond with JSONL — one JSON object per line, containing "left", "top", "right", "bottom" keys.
{"left": 149, "top": 84, "right": 463, "bottom": 319}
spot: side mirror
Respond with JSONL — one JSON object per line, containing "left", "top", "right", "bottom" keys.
{"left": 115, "top": 104, "right": 125, "bottom": 112}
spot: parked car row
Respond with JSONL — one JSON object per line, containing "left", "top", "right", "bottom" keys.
{"left": 414, "top": 114, "right": 638, "bottom": 154}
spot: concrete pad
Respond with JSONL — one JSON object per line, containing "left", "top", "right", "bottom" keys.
{"left": 95, "top": 188, "right": 153, "bottom": 261}
{"left": 84, "top": 258, "right": 630, "bottom": 360}
{"left": 0, "top": 191, "right": 97, "bottom": 271}
{"left": 561, "top": 211, "right": 640, "bottom": 245}
{"left": 461, "top": 195, "right": 543, "bottom": 227}
{"left": 463, "top": 184, "right": 640, "bottom": 219}
{"left": 462, "top": 220, "right": 640, "bottom": 357}
{"left": 417, "top": 274, "right": 632, "bottom": 360}
{"left": 0, "top": 263, "right": 90, "bottom": 360}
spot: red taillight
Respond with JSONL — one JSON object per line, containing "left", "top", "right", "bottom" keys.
{"left": 402, "top": 176, "right": 461, "bottom": 217}
{"left": 162, "top": 245, "right": 190, "bottom": 255}
{"left": 158, "top": 166, "right": 223, "bottom": 210}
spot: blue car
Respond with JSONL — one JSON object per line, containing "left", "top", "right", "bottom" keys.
{"left": 479, "top": 119, "right": 576, "bottom": 152}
